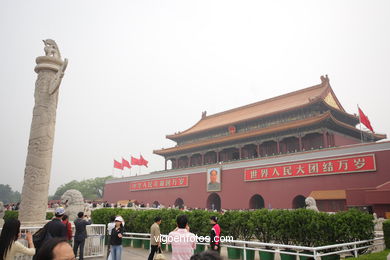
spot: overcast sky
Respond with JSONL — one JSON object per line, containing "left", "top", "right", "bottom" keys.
{"left": 1, "top": 0, "right": 389, "bottom": 195}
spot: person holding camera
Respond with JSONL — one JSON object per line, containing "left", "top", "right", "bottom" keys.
{"left": 0, "top": 219, "right": 36, "bottom": 260}
{"left": 73, "top": 211, "right": 92, "bottom": 260}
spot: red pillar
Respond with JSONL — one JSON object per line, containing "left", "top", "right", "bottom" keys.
{"left": 298, "top": 136, "right": 302, "bottom": 152}
{"left": 216, "top": 151, "right": 220, "bottom": 163}
{"left": 187, "top": 156, "right": 190, "bottom": 167}
{"left": 256, "top": 143, "right": 260, "bottom": 157}
{"left": 165, "top": 158, "right": 167, "bottom": 170}
{"left": 201, "top": 153, "right": 204, "bottom": 165}
{"left": 239, "top": 147, "right": 242, "bottom": 159}
{"left": 277, "top": 140, "right": 281, "bottom": 154}
{"left": 323, "top": 131, "right": 328, "bottom": 148}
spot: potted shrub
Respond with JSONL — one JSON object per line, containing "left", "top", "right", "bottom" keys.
{"left": 238, "top": 211, "right": 255, "bottom": 260}
{"left": 132, "top": 210, "right": 147, "bottom": 248}
{"left": 384, "top": 220, "right": 390, "bottom": 249}
{"left": 251, "top": 209, "right": 275, "bottom": 260}
{"left": 220, "top": 211, "right": 243, "bottom": 259}
{"left": 272, "top": 210, "right": 295, "bottom": 260}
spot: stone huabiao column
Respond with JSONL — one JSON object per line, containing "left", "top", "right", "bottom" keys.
{"left": 19, "top": 39, "right": 68, "bottom": 225}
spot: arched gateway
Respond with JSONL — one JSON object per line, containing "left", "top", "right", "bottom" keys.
{"left": 292, "top": 195, "right": 306, "bottom": 209}
{"left": 174, "top": 198, "right": 184, "bottom": 208}
{"left": 249, "top": 194, "right": 265, "bottom": 209}
{"left": 207, "top": 193, "right": 221, "bottom": 211}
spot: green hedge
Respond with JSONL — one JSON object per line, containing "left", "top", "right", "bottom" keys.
{"left": 384, "top": 220, "right": 390, "bottom": 249}
{"left": 91, "top": 208, "right": 374, "bottom": 248}
{"left": 4, "top": 211, "right": 54, "bottom": 221}
{"left": 4, "top": 211, "right": 19, "bottom": 221}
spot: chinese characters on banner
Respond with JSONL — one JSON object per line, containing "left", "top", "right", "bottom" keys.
{"left": 244, "top": 154, "right": 376, "bottom": 181}
{"left": 130, "top": 176, "right": 188, "bottom": 191}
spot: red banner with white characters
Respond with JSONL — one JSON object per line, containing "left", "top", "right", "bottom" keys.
{"left": 244, "top": 154, "right": 376, "bottom": 181}
{"left": 130, "top": 176, "right": 188, "bottom": 191}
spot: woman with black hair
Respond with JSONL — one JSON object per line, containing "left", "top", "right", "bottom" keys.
{"left": 61, "top": 215, "right": 72, "bottom": 242}
{"left": 35, "top": 237, "right": 75, "bottom": 260}
{"left": 0, "top": 219, "right": 35, "bottom": 260}
{"left": 110, "top": 216, "right": 124, "bottom": 260}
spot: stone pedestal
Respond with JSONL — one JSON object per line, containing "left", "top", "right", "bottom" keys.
{"left": 19, "top": 40, "right": 67, "bottom": 225}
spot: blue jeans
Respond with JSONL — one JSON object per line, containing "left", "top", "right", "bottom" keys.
{"left": 111, "top": 245, "right": 122, "bottom": 260}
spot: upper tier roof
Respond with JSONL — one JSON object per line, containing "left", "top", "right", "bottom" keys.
{"left": 167, "top": 75, "right": 352, "bottom": 140}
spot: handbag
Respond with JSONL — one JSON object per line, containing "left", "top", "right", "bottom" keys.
{"left": 154, "top": 247, "right": 166, "bottom": 260}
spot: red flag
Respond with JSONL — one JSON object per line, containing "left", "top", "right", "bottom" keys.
{"left": 131, "top": 156, "right": 141, "bottom": 166}
{"left": 140, "top": 155, "right": 149, "bottom": 167}
{"left": 113, "top": 160, "right": 123, "bottom": 170}
{"left": 122, "top": 158, "right": 131, "bottom": 169}
{"left": 358, "top": 107, "right": 374, "bottom": 132}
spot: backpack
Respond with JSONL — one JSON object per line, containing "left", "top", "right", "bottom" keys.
{"left": 32, "top": 223, "right": 53, "bottom": 248}
{"left": 32, "top": 225, "right": 47, "bottom": 249}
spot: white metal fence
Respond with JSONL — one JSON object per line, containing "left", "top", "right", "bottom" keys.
{"left": 123, "top": 232, "right": 385, "bottom": 260}
{"left": 5, "top": 227, "right": 384, "bottom": 259}
{"left": 0, "top": 224, "right": 105, "bottom": 259}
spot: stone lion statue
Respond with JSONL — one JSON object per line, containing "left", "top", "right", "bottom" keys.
{"left": 0, "top": 201, "right": 4, "bottom": 227}
{"left": 373, "top": 213, "right": 385, "bottom": 232}
{"left": 61, "top": 189, "right": 85, "bottom": 222}
{"left": 84, "top": 203, "right": 92, "bottom": 218}
{"left": 305, "top": 197, "right": 319, "bottom": 212}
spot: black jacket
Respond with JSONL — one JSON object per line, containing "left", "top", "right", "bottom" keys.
{"left": 110, "top": 226, "right": 124, "bottom": 245}
{"left": 74, "top": 218, "right": 92, "bottom": 241}
{"left": 45, "top": 218, "right": 67, "bottom": 238}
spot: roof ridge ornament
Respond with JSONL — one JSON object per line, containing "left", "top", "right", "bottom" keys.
{"left": 320, "top": 74, "right": 329, "bottom": 85}
{"left": 202, "top": 111, "right": 207, "bottom": 119}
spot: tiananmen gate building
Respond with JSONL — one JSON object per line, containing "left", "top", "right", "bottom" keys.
{"left": 103, "top": 76, "right": 390, "bottom": 217}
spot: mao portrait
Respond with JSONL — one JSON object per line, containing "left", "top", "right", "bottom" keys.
{"left": 207, "top": 168, "right": 221, "bottom": 192}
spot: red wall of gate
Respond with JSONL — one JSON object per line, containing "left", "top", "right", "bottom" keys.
{"left": 103, "top": 149, "right": 390, "bottom": 211}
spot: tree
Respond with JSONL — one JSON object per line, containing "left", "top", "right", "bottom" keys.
{"left": 0, "top": 184, "right": 21, "bottom": 204}
{"left": 50, "top": 176, "right": 113, "bottom": 200}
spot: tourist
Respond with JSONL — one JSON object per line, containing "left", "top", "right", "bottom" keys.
{"left": 190, "top": 250, "right": 222, "bottom": 260}
{"left": 209, "top": 216, "right": 221, "bottom": 253}
{"left": 168, "top": 215, "right": 196, "bottom": 260}
{"left": 0, "top": 219, "right": 35, "bottom": 260}
{"left": 148, "top": 216, "right": 162, "bottom": 260}
{"left": 110, "top": 216, "right": 124, "bottom": 260}
{"left": 45, "top": 207, "right": 67, "bottom": 239}
{"left": 61, "top": 215, "right": 73, "bottom": 242}
{"left": 106, "top": 215, "right": 116, "bottom": 259}
{"left": 73, "top": 212, "right": 92, "bottom": 260}
{"left": 35, "top": 237, "right": 75, "bottom": 260}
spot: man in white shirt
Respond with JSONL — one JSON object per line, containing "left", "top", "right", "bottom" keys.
{"left": 168, "top": 215, "right": 196, "bottom": 260}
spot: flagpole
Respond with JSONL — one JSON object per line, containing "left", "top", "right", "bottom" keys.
{"left": 139, "top": 154, "right": 141, "bottom": 175}
{"left": 357, "top": 105, "right": 363, "bottom": 143}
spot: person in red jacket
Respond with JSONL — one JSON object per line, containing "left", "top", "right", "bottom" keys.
{"left": 209, "top": 216, "right": 221, "bottom": 253}
{"left": 62, "top": 215, "right": 73, "bottom": 242}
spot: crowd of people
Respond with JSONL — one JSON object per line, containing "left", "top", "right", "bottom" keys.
{"left": 104, "top": 213, "right": 222, "bottom": 260}
{"left": 0, "top": 207, "right": 91, "bottom": 260}
{"left": 3, "top": 203, "right": 20, "bottom": 211}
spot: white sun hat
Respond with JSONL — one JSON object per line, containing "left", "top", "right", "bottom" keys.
{"left": 114, "top": 216, "right": 125, "bottom": 226}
